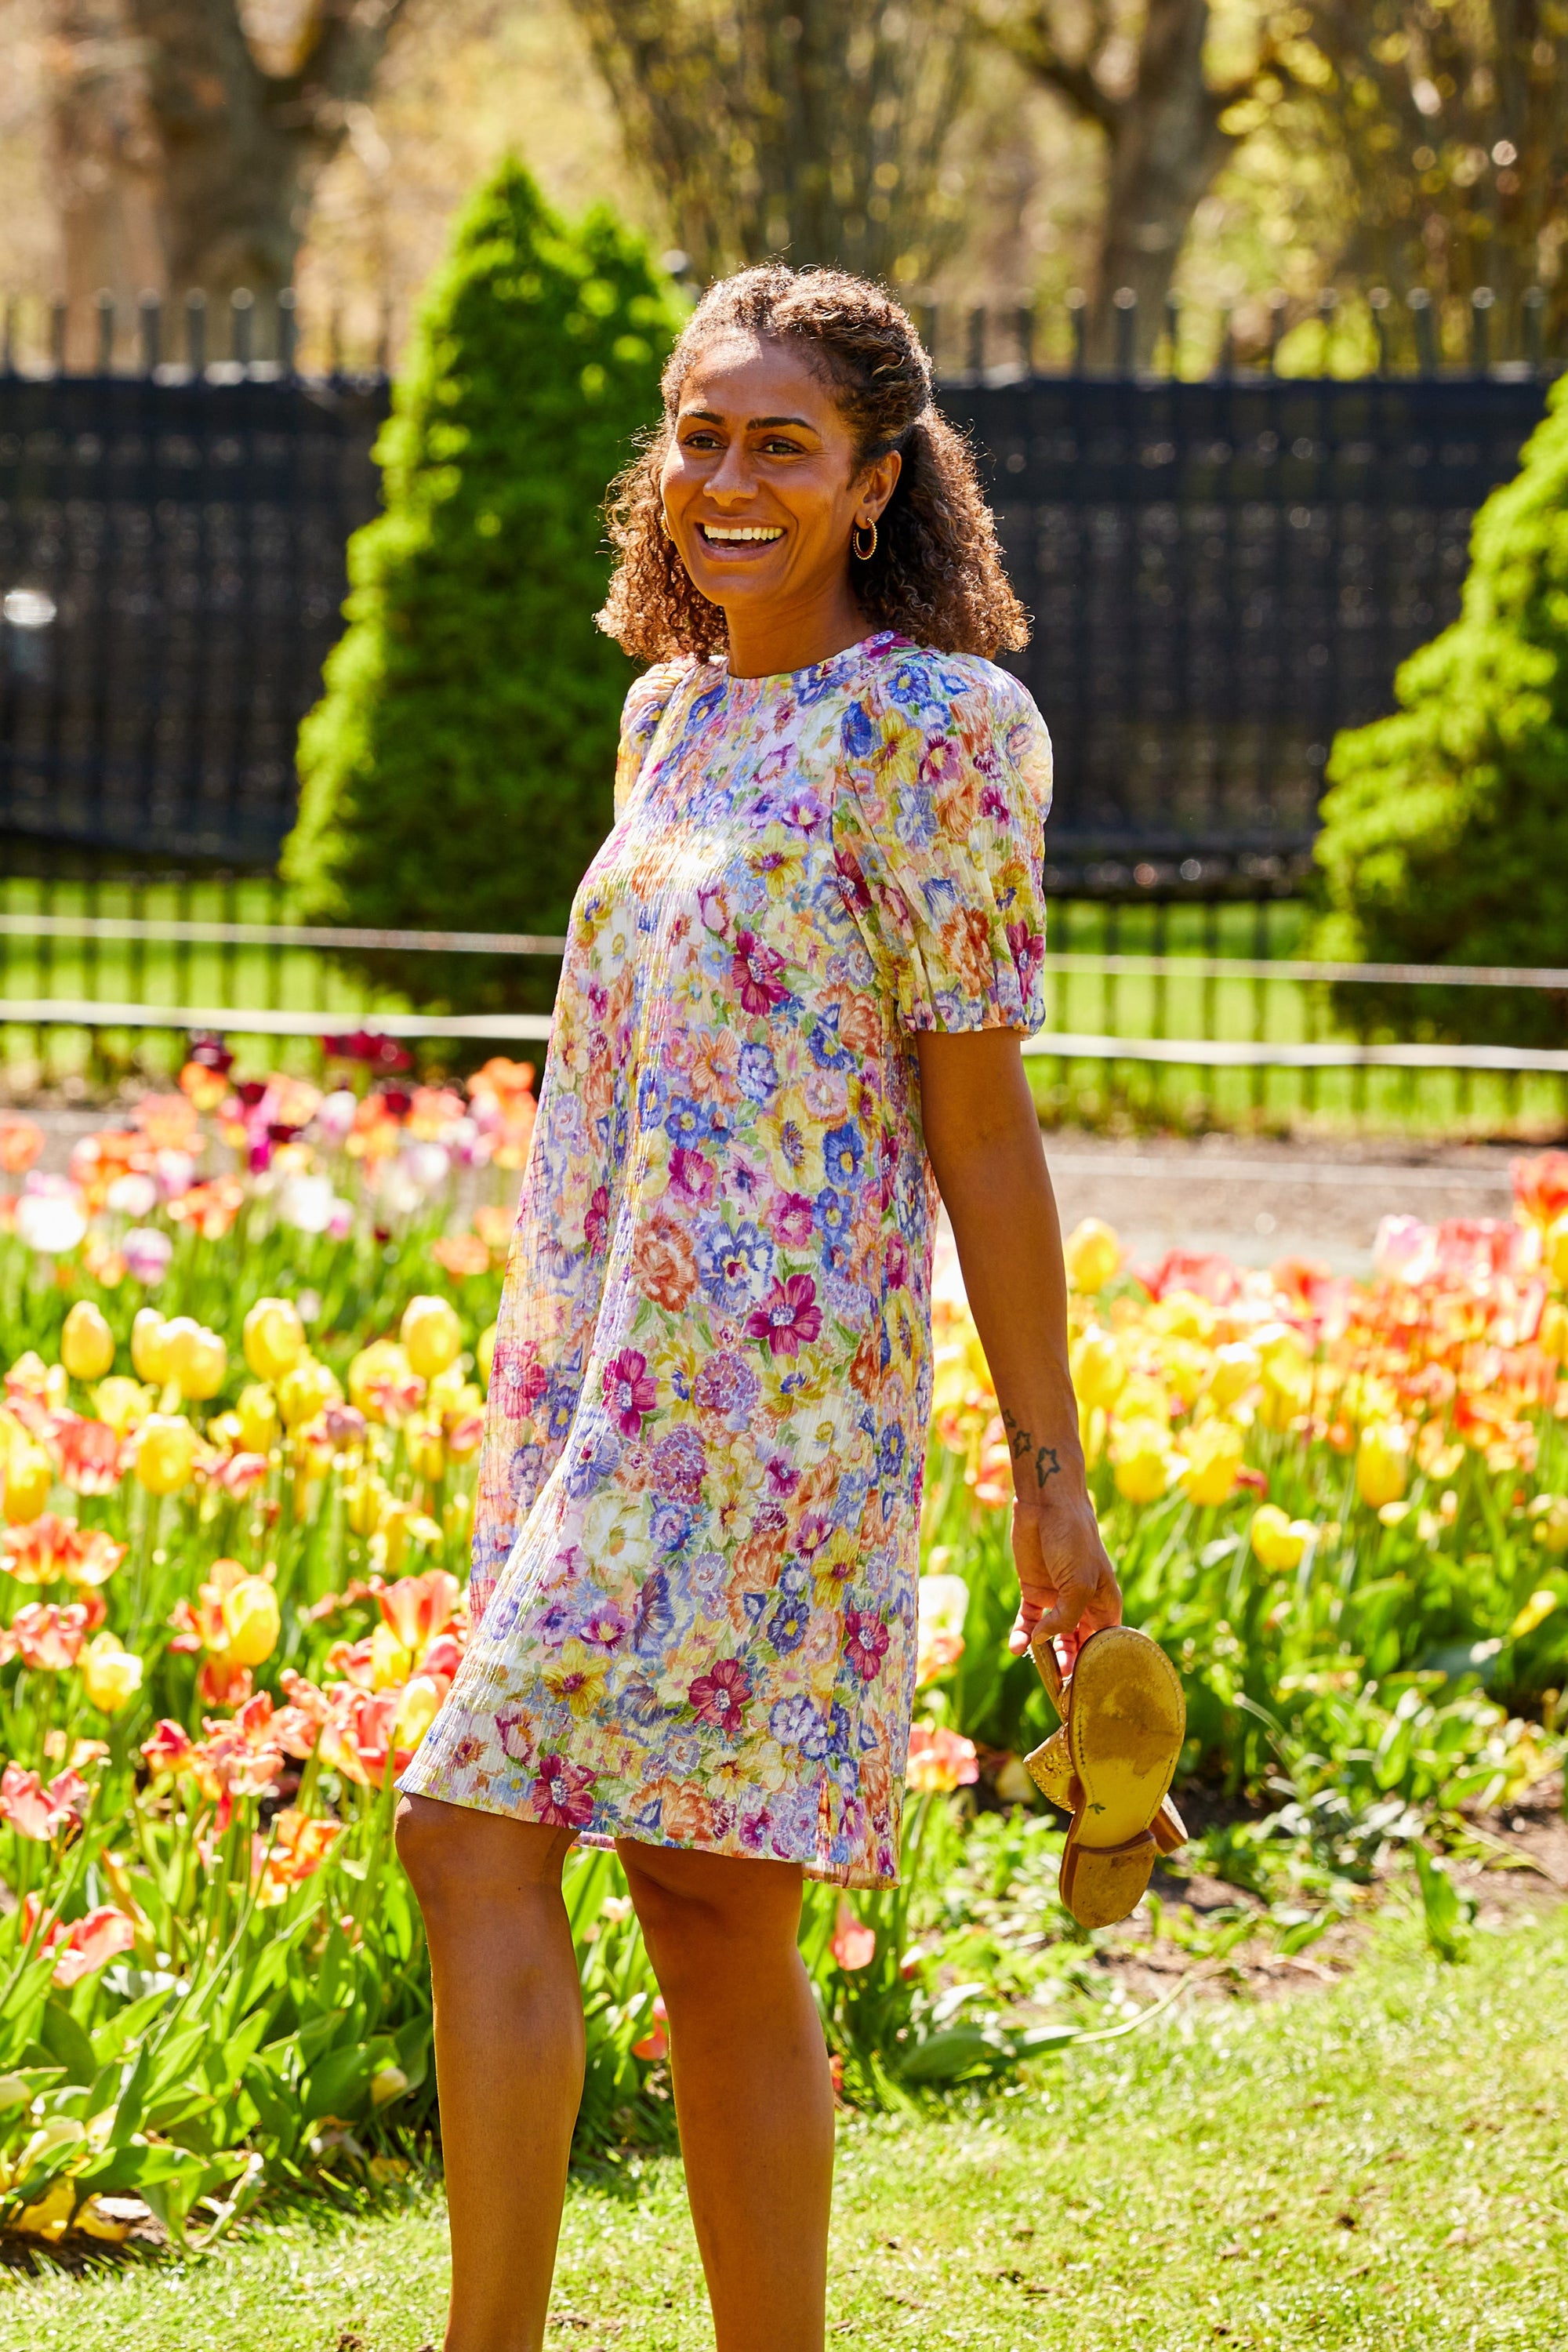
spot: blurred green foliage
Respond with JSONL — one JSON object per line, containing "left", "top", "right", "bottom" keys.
{"left": 1312, "top": 372, "right": 1568, "bottom": 1044}
{"left": 285, "top": 160, "right": 678, "bottom": 1014}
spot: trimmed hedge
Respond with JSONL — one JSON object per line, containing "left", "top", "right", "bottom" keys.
{"left": 1314, "top": 374, "right": 1568, "bottom": 1048}
{"left": 285, "top": 161, "right": 679, "bottom": 1015}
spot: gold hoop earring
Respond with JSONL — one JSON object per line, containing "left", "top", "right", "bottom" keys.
{"left": 851, "top": 518, "right": 878, "bottom": 561}
{"left": 660, "top": 507, "right": 673, "bottom": 540}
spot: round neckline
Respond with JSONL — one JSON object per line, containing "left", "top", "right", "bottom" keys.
{"left": 712, "top": 630, "right": 904, "bottom": 691}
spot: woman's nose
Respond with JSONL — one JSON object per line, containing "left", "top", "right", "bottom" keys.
{"left": 706, "top": 442, "right": 757, "bottom": 501}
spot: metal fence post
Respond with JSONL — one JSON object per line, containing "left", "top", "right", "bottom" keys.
{"left": 1370, "top": 286, "right": 1391, "bottom": 376}
{"left": 1113, "top": 287, "right": 1137, "bottom": 376}
{"left": 1409, "top": 286, "right": 1438, "bottom": 376}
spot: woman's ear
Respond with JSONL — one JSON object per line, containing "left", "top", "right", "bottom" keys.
{"left": 857, "top": 447, "right": 902, "bottom": 526}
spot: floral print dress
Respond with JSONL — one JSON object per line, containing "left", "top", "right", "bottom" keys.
{"left": 401, "top": 630, "right": 1052, "bottom": 1886}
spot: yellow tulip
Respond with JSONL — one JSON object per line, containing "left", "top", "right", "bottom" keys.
{"left": 1528, "top": 1494, "right": 1568, "bottom": 1553}
{"left": 1159, "top": 1337, "right": 1212, "bottom": 1412}
{"left": 276, "top": 1359, "right": 342, "bottom": 1429}
{"left": 346, "top": 1472, "right": 390, "bottom": 1539}
{"left": 81, "top": 1630, "right": 144, "bottom": 1714}
{"left": 1258, "top": 1335, "right": 1313, "bottom": 1431}
{"left": 1117, "top": 1374, "right": 1172, "bottom": 1426}
{"left": 4, "top": 1441, "right": 53, "bottom": 1524}
{"left": 161, "top": 1316, "right": 227, "bottom": 1401}
{"left": 1547, "top": 1214, "right": 1568, "bottom": 1289}
{"left": 401, "top": 1295, "right": 463, "bottom": 1381}
{"left": 370, "top": 1620, "right": 414, "bottom": 1690}
{"left": 1510, "top": 1588, "right": 1559, "bottom": 1639}
{"left": 394, "top": 1675, "right": 443, "bottom": 1751}
{"left": 370, "top": 2061, "right": 412, "bottom": 2107}
{"left": 1249, "top": 1504, "right": 1315, "bottom": 1575}
{"left": 477, "top": 1322, "right": 496, "bottom": 1389}
{"left": 1071, "top": 1327, "right": 1124, "bottom": 1413}
{"left": 406, "top": 1417, "right": 447, "bottom": 1483}
{"left": 443, "top": 1385, "right": 486, "bottom": 1460}
{"left": 130, "top": 1308, "right": 174, "bottom": 1386}
{"left": 220, "top": 1574, "right": 281, "bottom": 1667}
{"left": 1110, "top": 1417, "right": 1174, "bottom": 1504}
{"left": 60, "top": 1301, "right": 115, "bottom": 1383}
{"left": 1179, "top": 1419, "right": 1245, "bottom": 1508}
{"left": 93, "top": 1376, "right": 153, "bottom": 1436}
{"left": 235, "top": 1383, "right": 280, "bottom": 1453}
{"left": 427, "top": 1364, "right": 467, "bottom": 1411}
{"left": 1539, "top": 1301, "right": 1568, "bottom": 1364}
{"left": 349, "top": 1339, "right": 417, "bottom": 1421}
{"left": 1150, "top": 1291, "right": 1215, "bottom": 1345}
{"left": 1356, "top": 1421, "right": 1410, "bottom": 1511}
{"left": 243, "top": 1296, "right": 307, "bottom": 1384}
{"left": 134, "top": 1412, "right": 198, "bottom": 1497}
{"left": 1063, "top": 1218, "right": 1122, "bottom": 1295}
{"left": 1209, "top": 1341, "right": 1261, "bottom": 1410}
{"left": 7, "top": 1352, "right": 66, "bottom": 1408}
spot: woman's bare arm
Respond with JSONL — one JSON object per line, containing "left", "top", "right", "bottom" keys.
{"left": 915, "top": 1027, "right": 1122, "bottom": 1657}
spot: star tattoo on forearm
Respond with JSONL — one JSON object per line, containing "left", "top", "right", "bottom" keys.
{"left": 1002, "top": 1409, "right": 1061, "bottom": 1495}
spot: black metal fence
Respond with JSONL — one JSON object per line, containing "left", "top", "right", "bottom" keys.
{"left": 0, "top": 296, "right": 1555, "bottom": 890}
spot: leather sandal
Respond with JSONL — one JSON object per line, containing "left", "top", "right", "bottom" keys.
{"left": 1024, "top": 1624, "right": 1187, "bottom": 1929}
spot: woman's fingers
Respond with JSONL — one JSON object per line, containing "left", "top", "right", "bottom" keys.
{"left": 1008, "top": 1500, "right": 1123, "bottom": 1651}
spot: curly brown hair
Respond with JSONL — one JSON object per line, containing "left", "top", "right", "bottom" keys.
{"left": 597, "top": 265, "right": 1029, "bottom": 663}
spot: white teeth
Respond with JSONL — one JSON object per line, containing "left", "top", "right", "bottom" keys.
{"left": 700, "top": 525, "right": 783, "bottom": 542}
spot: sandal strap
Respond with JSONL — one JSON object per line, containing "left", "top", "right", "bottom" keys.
{"left": 1028, "top": 1625, "right": 1066, "bottom": 1719}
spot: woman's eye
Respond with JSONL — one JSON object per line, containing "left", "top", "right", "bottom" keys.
{"left": 759, "top": 437, "right": 803, "bottom": 456}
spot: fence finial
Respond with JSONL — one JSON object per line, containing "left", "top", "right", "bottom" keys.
{"left": 1112, "top": 285, "right": 1137, "bottom": 376}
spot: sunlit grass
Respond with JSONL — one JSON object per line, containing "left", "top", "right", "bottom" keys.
{"left": 8, "top": 1904, "right": 1566, "bottom": 2351}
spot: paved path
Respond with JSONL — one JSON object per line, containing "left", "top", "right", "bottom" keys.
{"left": 1040, "top": 1132, "right": 1522, "bottom": 1272}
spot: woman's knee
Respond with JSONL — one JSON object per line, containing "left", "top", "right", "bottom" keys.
{"left": 618, "top": 1843, "right": 804, "bottom": 1985}
{"left": 394, "top": 1794, "right": 572, "bottom": 1915}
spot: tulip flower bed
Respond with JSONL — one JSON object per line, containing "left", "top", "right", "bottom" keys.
{"left": 921, "top": 1170, "right": 1568, "bottom": 1883}
{"left": 0, "top": 1048, "right": 1561, "bottom": 2257}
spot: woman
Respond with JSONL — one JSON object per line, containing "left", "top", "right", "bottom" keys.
{"left": 396, "top": 264, "right": 1122, "bottom": 2352}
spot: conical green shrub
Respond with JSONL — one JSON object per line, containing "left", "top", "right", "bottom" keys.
{"left": 285, "top": 161, "right": 679, "bottom": 1014}
{"left": 1314, "top": 375, "right": 1568, "bottom": 1048}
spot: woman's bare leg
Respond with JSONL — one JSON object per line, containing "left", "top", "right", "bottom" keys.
{"left": 395, "top": 1795, "right": 584, "bottom": 2352}
{"left": 616, "top": 1840, "right": 834, "bottom": 2352}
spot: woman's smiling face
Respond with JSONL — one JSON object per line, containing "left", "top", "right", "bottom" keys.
{"left": 659, "top": 333, "right": 899, "bottom": 655}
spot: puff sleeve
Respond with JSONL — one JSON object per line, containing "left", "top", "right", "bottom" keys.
{"left": 832, "top": 655, "right": 1053, "bottom": 1035}
{"left": 613, "top": 660, "right": 690, "bottom": 818}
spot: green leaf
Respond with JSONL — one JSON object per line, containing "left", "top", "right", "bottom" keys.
{"left": 300, "top": 2042, "right": 373, "bottom": 2125}
{"left": 38, "top": 1998, "right": 97, "bottom": 2088}
{"left": 241, "top": 2059, "right": 301, "bottom": 2155}
{"left": 1414, "top": 1845, "right": 1472, "bottom": 1964}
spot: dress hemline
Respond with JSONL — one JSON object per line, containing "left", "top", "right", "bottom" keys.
{"left": 394, "top": 1764, "right": 901, "bottom": 1892}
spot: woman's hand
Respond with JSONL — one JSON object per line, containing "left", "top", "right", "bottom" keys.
{"left": 1007, "top": 1494, "right": 1123, "bottom": 1668}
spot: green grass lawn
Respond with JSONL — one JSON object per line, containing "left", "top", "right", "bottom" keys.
{"left": 6, "top": 1903, "right": 1566, "bottom": 2352}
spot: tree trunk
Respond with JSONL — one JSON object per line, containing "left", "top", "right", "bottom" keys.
{"left": 995, "top": 0, "right": 1250, "bottom": 367}
{"left": 568, "top": 0, "right": 975, "bottom": 288}
{"left": 44, "top": 0, "right": 410, "bottom": 361}
{"left": 1087, "top": 0, "right": 1231, "bottom": 364}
